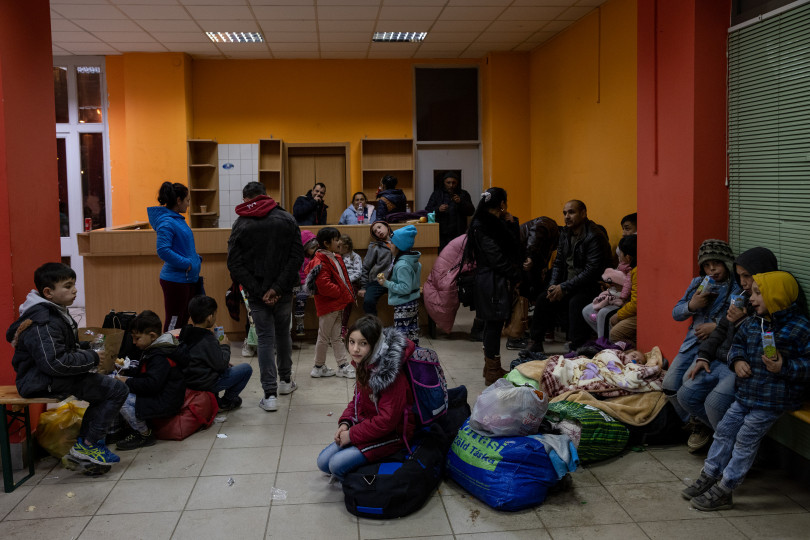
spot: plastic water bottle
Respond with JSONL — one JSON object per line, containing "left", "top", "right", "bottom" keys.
{"left": 356, "top": 202, "right": 365, "bottom": 224}
{"left": 405, "top": 203, "right": 411, "bottom": 213}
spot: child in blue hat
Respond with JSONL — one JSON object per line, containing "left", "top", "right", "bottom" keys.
{"left": 377, "top": 225, "right": 422, "bottom": 344}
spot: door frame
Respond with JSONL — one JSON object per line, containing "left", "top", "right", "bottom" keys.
{"left": 283, "top": 143, "right": 350, "bottom": 216}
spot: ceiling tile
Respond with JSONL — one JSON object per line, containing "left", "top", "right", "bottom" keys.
{"left": 320, "top": 32, "right": 371, "bottom": 42}
{"left": 368, "top": 50, "right": 415, "bottom": 58}
{"left": 92, "top": 31, "right": 157, "bottom": 43}
{"left": 224, "top": 51, "right": 272, "bottom": 58}
{"left": 529, "top": 30, "right": 557, "bottom": 41}
{"left": 185, "top": 5, "right": 255, "bottom": 19}
{"left": 262, "top": 31, "right": 317, "bottom": 42}
{"left": 258, "top": 19, "right": 317, "bottom": 32}
{"left": 575, "top": 0, "right": 607, "bottom": 6}
{"left": 471, "top": 41, "right": 515, "bottom": 50}
{"left": 151, "top": 32, "right": 211, "bottom": 43}
{"left": 196, "top": 20, "right": 260, "bottom": 32}
{"left": 52, "top": 31, "right": 101, "bottom": 43}
{"left": 161, "top": 42, "right": 221, "bottom": 53}
{"left": 383, "top": 0, "right": 444, "bottom": 6}
{"left": 431, "top": 20, "right": 490, "bottom": 32}
{"left": 487, "top": 20, "right": 545, "bottom": 32}
{"left": 424, "top": 32, "right": 480, "bottom": 42}
{"left": 51, "top": 19, "right": 84, "bottom": 31}
{"left": 379, "top": 6, "right": 442, "bottom": 20}
{"left": 317, "top": 20, "right": 375, "bottom": 32}
{"left": 375, "top": 20, "right": 433, "bottom": 31}
{"left": 51, "top": 10, "right": 64, "bottom": 19}
{"left": 51, "top": 0, "right": 107, "bottom": 3}
{"left": 320, "top": 51, "right": 367, "bottom": 59}
{"left": 317, "top": 6, "right": 378, "bottom": 20}
{"left": 107, "top": 42, "right": 169, "bottom": 52}
{"left": 248, "top": 0, "right": 314, "bottom": 4}
{"left": 439, "top": 7, "right": 504, "bottom": 21}
{"left": 512, "top": 41, "right": 540, "bottom": 51}
{"left": 477, "top": 31, "right": 533, "bottom": 42}
{"left": 459, "top": 49, "right": 487, "bottom": 59}
{"left": 178, "top": 0, "right": 250, "bottom": 5}
{"left": 499, "top": 6, "right": 567, "bottom": 20}
{"left": 319, "top": 42, "right": 369, "bottom": 51}
{"left": 369, "top": 41, "right": 418, "bottom": 52}
{"left": 252, "top": 6, "right": 315, "bottom": 19}
{"left": 542, "top": 20, "right": 574, "bottom": 32}
{"left": 268, "top": 42, "right": 318, "bottom": 51}
{"left": 447, "top": 0, "right": 510, "bottom": 5}
{"left": 138, "top": 20, "right": 202, "bottom": 32}
{"left": 114, "top": 0, "right": 192, "bottom": 4}
{"left": 418, "top": 41, "right": 468, "bottom": 52}
{"left": 72, "top": 19, "right": 142, "bottom": 31}
{"left": 559, "top": 6, "right": 595, "bottom": 19}
{"left": 413, "top": 49, "right": 460, "bottom": 58}
{"left": 317, "top": 0, "right": 379, "bottom": 5}
{"left": 273, "top": 51, "right": 323, "bottom": 58}
{"left": 51, "top": 4, "right": 127, "bottom": 19}
{"left": 118, "top": 5, "right": 192, "bottom": 19}
{"left": 215, "top": 41, "right": 268, "bottom": 50}
{"left": 61, "top": 42, "right": 120, "bottom": 54}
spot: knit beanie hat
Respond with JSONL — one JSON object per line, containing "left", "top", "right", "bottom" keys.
{"left": 753, "top": 271, "right": 799, "bottom": 315}
{"left": 697, "top": 239, "right": 735, "bottom": 278}
{"left": 391, "top": 225, "right": 417, "bottom": 252}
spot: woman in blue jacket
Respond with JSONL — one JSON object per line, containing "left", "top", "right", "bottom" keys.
{"left": 147, "top": 182, "right": 202, "bottom": 331}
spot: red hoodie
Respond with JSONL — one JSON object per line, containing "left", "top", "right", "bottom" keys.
{"left": 235, "top": 195, "right": 277, "bottom": 217}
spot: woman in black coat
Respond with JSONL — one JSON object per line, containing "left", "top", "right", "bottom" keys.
{"left": 461, "top": 187, "right": 522, "bottom": 385}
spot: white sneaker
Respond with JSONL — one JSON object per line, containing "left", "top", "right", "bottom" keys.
{"left": 277, "top": 380, "right": 297, "bottom": 395}
{"left": 311, "top": 365, "right": 336, "bottom": 378}
{"left": 336, "top": 364, "right": 356, "bottom": 379}
{"left": 258, "top": 395, "right": 278, "bottom": 411}
{"left": 241, "top": 342, "right": 255, "bottom": 357}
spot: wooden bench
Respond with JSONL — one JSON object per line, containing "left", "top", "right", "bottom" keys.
{"left": 768, "top": 402, "right": 810, "bottom": 462}
{"left": 0, "top": 386, "right": 61, "bottom": 493}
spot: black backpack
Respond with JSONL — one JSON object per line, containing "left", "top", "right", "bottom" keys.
{"left": 342, "top": 423, "right": 449, "bottom": 519}
{"left": 102, "top": 310, "right": 142, "bottom": 361}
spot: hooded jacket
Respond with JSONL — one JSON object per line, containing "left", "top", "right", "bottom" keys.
{"left": 305, "top": 250, "right": 355, "bottom": 316}
{"left": 176, "top": 325, "right": 230, "bottom": 391}
{"left": 375, "top": 188, "right": 407, "bottom": 222}
{"left": 339, "top": 328, "right": 416, "bottom": 462}
{"left": 124, "top": 332, "right": 186, "bottom": 420}
{"left": 423, "top": 234, "right": 467, "bottom": 333}
{"left": 227, "top": 195, "right": 304, "bottom": 303}
{"left": 147, "top": 206, "right": 201, "bottom": 284}
{"left": 299, "top": 229, "right": 317, "bottom": 285}
{"left": 425, "top": 188, "right": 475, "bottom": 249}
{"left": 360, "top": 224, "right": 393, "bottom": 289}
{"left": 519, "top": 216, "right": 560, "bottom": 300}
{"left": 467, "top": 211, "right": 522, "bottom": 320}
{"left": 550, "top": 218, "right": 612, "bottom": 295}
{"left": 338, "top": 204, "right": 376, "bottom": 225}
{"left": 384, "top": 251, "right": 422, "bottom": 306}
{"left": 673, "top": 274, "right": 740, "bottom": 354}
{"left": 728, "top": 272, "right": 810, "bottom": 412}
{"left": 293, "top": 190, "right": 328, "bottom": 225}
{"left": 6, "top": 290, "right": 98, "bottom": 397}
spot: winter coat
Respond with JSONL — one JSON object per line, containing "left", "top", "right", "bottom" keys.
{"left": 728, "top": 304, "right": 810, "bottom": 412}
{"left": 339, "top": 329, "right": 416, "bottom": 462}
{"left": 375, "top": 189, "right": 407, "bottom": 222}
{"left": 298, "top": 229, "right": 317, "bottom": 285}
{"left": 343, "top": 251, "right": 363, "bottom": 284}
{"left": 176, "top": 325, "right": 230, "bottom": 391}
{"left": 384, "top": 252, "right": 422, "bottom": 306}
{"left": 6, "top": 291, "right": 98, "bottom": 397}
{"left": 423, "top": 235, "right": 467, "bottom": 333}
{"left": 360, "top": 240, "right": 393, "bottom": 289}
{"left": 338, "top": 205, "right": 376, "bottom": 225}
{"left": 306, "top": 250, "right": 355, "bottom": 317}
{"left": 468, "top": 211, "right": 522, "bottom": 321}
{"left": 518, "top": 216, "right": 560, "bottom": 300}
{"left": 124, "top": 333, "right": 186, "bottom": 420}
{"left": 550, "top": 219, "right": 612, "bottom": 296}
{"left": 227, "top": 195, "right": 304, "bottom": 303}
{"left": 292, "top": 191, "right": 328, "bottom": 225}
{"left": 615, "top": 267, "right": 638, "bottom": 321}
{"left": 147, "top": 206, "right": 201, "bottom": 284}
{"left": 673, "top": 276, "right": 740, "bottom": 354}
{"left": 425, "top": 188, "right": 475, "bottom": 250}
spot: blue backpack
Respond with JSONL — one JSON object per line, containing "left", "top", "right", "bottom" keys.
{"left": 403, "top": 346, "right": 449, "bottom": 427}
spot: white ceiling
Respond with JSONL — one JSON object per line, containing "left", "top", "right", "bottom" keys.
{"left": 50, "top": 0, "right": 606, "bottom": 59}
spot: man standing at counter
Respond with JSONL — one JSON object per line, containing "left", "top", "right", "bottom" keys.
{"left": 293, "top": 182, "right": 328, "bottom": 225}
{"left": 227, "top": 182, "right": 304, "bottom": 412}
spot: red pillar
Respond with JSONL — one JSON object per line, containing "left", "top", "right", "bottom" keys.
{"left": 637, "top": 0, "right": 731, "bottom": 358}
{"left": 0, "top": 0, "right": 61, "bottom": 385}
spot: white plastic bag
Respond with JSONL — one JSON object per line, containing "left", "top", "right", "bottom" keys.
{"left": 469, "top": 379, "right": 549, "bottom": 437}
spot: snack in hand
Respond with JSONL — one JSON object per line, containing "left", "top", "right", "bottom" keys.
{"left": 377, "top": 272, "right": 385, "bottom": 280}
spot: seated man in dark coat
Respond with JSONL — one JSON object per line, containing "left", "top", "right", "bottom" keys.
{"left": 293, "top": 182, "right": 328, "bottom": 225}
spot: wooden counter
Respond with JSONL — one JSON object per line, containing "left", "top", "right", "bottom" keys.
{"left": 78, "top": 223, "right": 439, "bottom": 335}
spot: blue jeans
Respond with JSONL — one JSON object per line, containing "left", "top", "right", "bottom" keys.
{"left": 317, "top": 442, "right": 367, "bottom": 481}
{"left": 703, "top": 400, "right": 782, "bottom": 491}
{"left": 212, "top": 363, "right": 253, "bottom": 402}
{"left": 362, "top": 283, "right": 387, "bottom": 316}
{"left": 120, "top": 394, "right": 149, "bottom": 434}
{"left": 662, "top": 347, "right": 699, "bottom": 422}
{"left": 250, "top": 295, "right": 293, "bottom": 396}
{"left": 676, "top": 359, "right": 736, "bottom": 429}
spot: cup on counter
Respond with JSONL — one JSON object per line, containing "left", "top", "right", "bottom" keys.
{"left": 200, "top": 205, "right": 208, "bottom": 213}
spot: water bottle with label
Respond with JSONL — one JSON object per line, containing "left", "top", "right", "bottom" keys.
{"left": 356, "top": 202, "right": 365, "bottom": 224}
{"left": 405, "top": 202, "right": 411, "bottom": 213}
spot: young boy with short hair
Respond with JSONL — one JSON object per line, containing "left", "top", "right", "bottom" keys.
{"left": 178, "top": 295, "right": 254, "bottom": 411}
{"left": 682, "top": 271, "right": 810, "bottom": 510}
{"left": 6, "top": 262, "right": 128, "bottom": 467}
{"left": 114, "top": 310, "right": 186, "bottom": 450}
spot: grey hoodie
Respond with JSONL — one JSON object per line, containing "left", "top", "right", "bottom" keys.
{"left": 360, "top": 240, "right": 393, "bottom": 289}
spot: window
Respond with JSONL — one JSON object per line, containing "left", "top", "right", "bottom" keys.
{"left": 415, "top": 67, "right": 479, "bottom": 142}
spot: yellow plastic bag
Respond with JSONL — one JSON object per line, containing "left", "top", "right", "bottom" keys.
{"left": 36, "top": 402, "right": 86, "bottom": 458}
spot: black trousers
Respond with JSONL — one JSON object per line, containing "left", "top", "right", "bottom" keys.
{"left": 50, "top": 373, "right": 129, "bottom": 442}
{"left": 530, "top": 285, "right": 600, "bottom": 350}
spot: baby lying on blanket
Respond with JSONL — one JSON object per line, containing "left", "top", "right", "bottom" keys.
{"left": 544, "top": 348, "right": 664, "bottom": 398}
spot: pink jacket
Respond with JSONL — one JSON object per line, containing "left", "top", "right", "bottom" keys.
{"left": 423, "top": 235, "right": 469, "bottom": 333}
{"left": 298, "top": 230, "right": 317, "bottom": 285}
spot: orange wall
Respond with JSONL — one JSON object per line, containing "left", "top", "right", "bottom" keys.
{"left": 107, "top": 53, "right": 193, "bottom": 225}
{"left": 528, "top": 0, "right": 637, "bottom": 243}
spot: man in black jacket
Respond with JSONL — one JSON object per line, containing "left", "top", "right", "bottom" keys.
{"left": 228, "top": 182, "right": 304, "bottom": 412}
{"left": 425, "top": 172, "right": 475, "bottom": 251}
{"left": 292, "top": 182, "right": 328, "bottom": 225}
{"left": 526, "top": 200, "right": 611, "bottom": 353}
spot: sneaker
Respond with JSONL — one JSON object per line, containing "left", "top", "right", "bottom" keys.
{"left": 259, "top": 395, "right": 278, "bottom": 411}
{"left": 278, "top": 380, "right": 298, "bottom": 395}
{"left": 336, "top": 364, "right": 356, "bottom": 378}
{"left": 70, "top": 437, "right": 121, "bottom": 465}
{"left": 218, "top": 396, "right": 242, "bottom": 412}
{"left": 690, "top": 484, "right": 733, "bottom": 511}
{"left": 115, "top": 430, "right": 156, "bottom": 452}
{"left": 506, "top": 337, "right": 528, "bottom": 350}
{"left": 682, "top": 470, "right": 718, "bottom": 500}
{"left": 311, "top": 365, "right": 336, "bottom": 378}
{"left": 241, "top": 342, "right": 255, "bottom": 357}
{"left": 687, "top": 423, "right": 714, "bottom": 453}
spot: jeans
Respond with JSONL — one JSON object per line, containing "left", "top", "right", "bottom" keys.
{"left": 119, "top": 394, "right": 150, "bottom": 434}
{"left": 483, "top": 319, "right": 505, "bottom": 358}
{"left": 676, "top": 359, "right": 736, "bottom": 429}
{"left": 49, "top": 372, "right": 128, "bottom": 442}
{"left": 317, "top": 442, "right": 368, "bottom": 481}
{"left": 662, "top": 346, "right": 699, "bottom": 422}
{"left": 212, "top": 363, "right": 253, "bottom": 402}
{"left": 315, "top": 310, "right": 349, "bottom": 368}
{"left": 581, "top": 303, "right": 619, "bottom": 339}
{"left": 250, "top": 295, "right": 293, "bottom": 396}
{"left": 362, "top": 283, "right": 387, "bottom": 316}
{"left": 703, "top": 400, "right": 782, "bottom": 491}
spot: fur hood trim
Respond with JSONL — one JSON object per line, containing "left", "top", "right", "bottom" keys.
{"left": 303, "top": 263, "right": 321, "bottom": 295}
{"left": 366, "top": 327, "right": 408, "bottom": 399}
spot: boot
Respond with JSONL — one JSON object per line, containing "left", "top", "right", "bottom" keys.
{"left": 484, "top": 355, "right": 507, "bottom": 386}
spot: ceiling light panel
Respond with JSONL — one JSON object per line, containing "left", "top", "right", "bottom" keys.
{"left": 206, "top": 31, "right": 265, "bottom": 43}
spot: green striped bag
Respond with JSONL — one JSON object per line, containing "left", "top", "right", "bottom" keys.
{"left": 546, "top": 401, "right": 629, "bottom": 463}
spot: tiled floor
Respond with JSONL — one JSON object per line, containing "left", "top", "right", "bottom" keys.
{"left": 3, "top": 309, "right": 810, "bottom": 539}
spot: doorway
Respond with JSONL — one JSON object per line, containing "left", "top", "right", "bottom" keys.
{"left": 285, "top": 144, "right": 349, "bottom": 224}
{"left": 416, "top": 144, "right": 482, "bottom": 212}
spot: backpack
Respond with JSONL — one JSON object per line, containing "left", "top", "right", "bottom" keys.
{"left": 403, "top": 346, "right": 449, "bottom": 427}
{"left": 102, "top": 310, "right": 142, "bottom": 361}
{"left": 151, "top": 389, "right": 219, "bottom": 441}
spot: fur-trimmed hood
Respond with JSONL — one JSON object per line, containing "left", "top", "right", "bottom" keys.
{"left": 365, "top": 327, "right": 409, "bottom": 399}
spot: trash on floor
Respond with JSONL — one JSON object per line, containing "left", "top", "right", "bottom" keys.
{"left": 217, "top": 434, "right": 228, "bottom": 439}
{"left": 227, "top": 477, "right": 235, "bottom": 486}
{"left": 271, "top": 487, "right": 287, "bottom": 500}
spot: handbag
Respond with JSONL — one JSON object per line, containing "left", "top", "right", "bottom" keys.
{"left": 503, "top": 296, "right": 529, "bottom": 338}
{"left": 102, "top": 310, "right": 141, "bottom": 361}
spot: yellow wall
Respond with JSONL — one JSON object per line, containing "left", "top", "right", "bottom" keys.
{"left": 529, "top": 0, "right": 637, "bottom": 243}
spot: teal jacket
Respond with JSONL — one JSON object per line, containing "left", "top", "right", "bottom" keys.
{"left": 384, "top": 252, "right": 422, "bottom": 306}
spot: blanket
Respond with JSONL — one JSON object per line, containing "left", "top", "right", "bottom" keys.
{"left": 542, "top": 349, "right": 664, "bottom": 399}
{"left": 550, "top": 389, "right": 668, "bottom": 427}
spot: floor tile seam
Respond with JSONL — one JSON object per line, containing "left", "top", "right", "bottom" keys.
{"left": 545, "top": 522, "right": 652, "bottom": 538}
{"left": 722, "top": 514, "right": 755, "bottom": 539}
{"left": 0, "top": 457, "right": 66, "bottom": 521}
{"left": 599, "top": 479, "right": 655, "bottom": 525}
{"left": 437, "top": 487, "right": 458, "bottom": 538}
{"left": 264, "top": 387, "right": 296, "bottom": 540}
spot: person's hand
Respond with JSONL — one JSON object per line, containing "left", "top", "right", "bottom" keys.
{"left": 688, "top": 288, "right": 711, "bottom": 311}
{"left": 523, "top": 257, "right": 533, "bottom": 271}
{"left": 338, "top": 429, "right": 351, "bottom": 447}
{"left": 115, "top": 375, "right": 129, "bottom": 383}
{"left": 334, "top": 424, "right": 348, "bottom": 444}
{"left": 694, "top": 322, "right": 717, "bottom": 340}
{"left": 762, "top": 350, "right": 783, "bottom": 374}
{"left": 726, "top": 304, "right": 745, "bottom": 323}
{"left": 377, "top": 275, "right": 386, "bottom": 286}
{"left": 219, "top": 333, "right": 230, "bottom": 345}
{"left": 546, "top": 284, "right": 563, "bottom": 302}
{"left": 502, "top": 211, "right": 514, "bottom": 222}
{"left": 609, "top": 313, "right": 620, "bottom": 327}
{"left": 688, "top": 359, "right": 711, "bottom": 380}
{"left": 451, "top": 194, "right": 461, "bottom": 204}
{"left": 262, "top": 288, "right": 279, "bottom": 305}
{"left": 438, "top": 204, "right": 449, "bottom": 212}
{"left": 734, "top": 360, "right": 752, "bottom": 378}
{"left": 357, "top": 289, "right": 366, "bottom": 298}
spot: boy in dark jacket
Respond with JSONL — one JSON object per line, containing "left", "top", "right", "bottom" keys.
{"left": 114, "top": 310, "right": 186, "bottom": 450}
{"left": 178, "top": 295, "right": 253, "bottom": 411}
{"left": 6, "top": 263, "right": 128, "bottom": 467}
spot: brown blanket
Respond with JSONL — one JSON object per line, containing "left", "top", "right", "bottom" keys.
{"left": 550, "top": 389, "right": 668, "bottom": 427}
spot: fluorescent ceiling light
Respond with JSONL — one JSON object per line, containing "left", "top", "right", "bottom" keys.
{"left": 372, "top": 32, "right": 427, "bottom": 43}
{"left": 206, "top": 32, "right": 264, "bottom": 43}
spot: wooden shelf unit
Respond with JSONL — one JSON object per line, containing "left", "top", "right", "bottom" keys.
{"left": 258, "top": 138, "right": 283, "bottom": 203}
{"left": 187, "top": 139, "right": 219, "bottom": 228}
{"left": 361, "top": 138, "right": 415, "bottom": 209}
